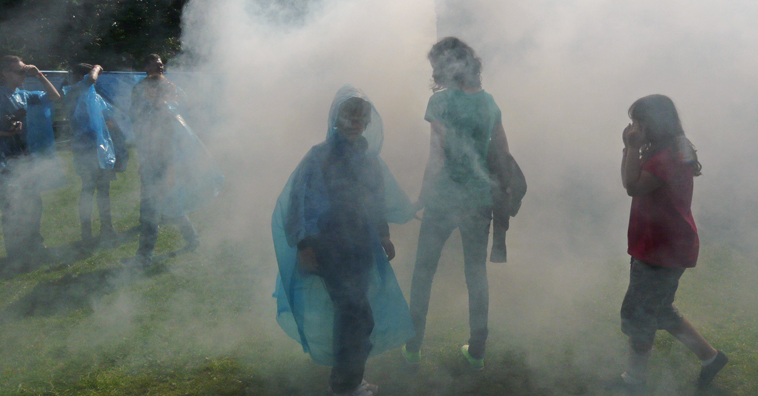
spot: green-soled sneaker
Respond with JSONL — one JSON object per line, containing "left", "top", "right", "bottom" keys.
{"left": 461, "top": 345, "right": 484, "bottom": 370}
{"left": 402, "top": 345, "right": 420, "bottom": 365}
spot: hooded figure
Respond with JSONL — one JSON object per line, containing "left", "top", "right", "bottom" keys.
{"left": 272, "top": 85, "right": 414, "bottom": 394}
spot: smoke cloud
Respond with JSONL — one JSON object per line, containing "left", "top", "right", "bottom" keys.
{"left": 2, "top": 0, "right": 757, "bottom": 394}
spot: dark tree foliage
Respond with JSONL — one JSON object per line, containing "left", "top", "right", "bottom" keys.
{"left": 0, "top": 0, "right": 188, "bottom": 70}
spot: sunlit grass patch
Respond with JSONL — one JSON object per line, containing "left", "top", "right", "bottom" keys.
{"left": 0, "top": 151, "right": 756, "bottom": 395}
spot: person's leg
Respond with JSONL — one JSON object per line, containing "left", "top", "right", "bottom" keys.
{"left": 3, "top": 164, "right": 44, "bottom": 263}
{"left": 94, "top": 174, "right": 116, "bottom": 238}
{"left": 459, "top": 207, "right": 492, "bottom": 359}
{"left": 656, "top": 268, "right": 717, "bottom": 362}
{"left": 620, "top": 259, "right": 679, "bottom": 383}
{"left": 320, "top": 245, "right": 374, "bottom": 394}
{"left": 79, "top": 174, "right": 96, "bottom": 242}
{"left": 658, "top": 272, "right": 726, "bottom": 385}
{"left": 24, "top": 186, "right": 45, "bottom": 253}
{"left": 666, "top": 318, "right": 717, "bottom": 360}
{"left": 136, "top": 172, "right": 160, "bottom": 261}
{"left": 623, "top": 341, "right": 652, "bottom": 386}
{"left": 405, "top": 209, "right": 456, "bottom": 354}
{"left": 0, "top": 180, "right": 21, "bottom": 261}
{"left": 176, "top": 215, "right": 199, "bottom": 250}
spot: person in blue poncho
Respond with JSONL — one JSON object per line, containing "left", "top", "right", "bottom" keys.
{"left": 62, "top": 63, "right": 118, "bottom": 246}
{"left": 129, "top": 54, "right": 203, "bottom": 267}
{"left": 0, "top": 55, "right": 61, "bottom": 268}
{"left": 272, "top": 86, "right": 415, "bottom": 396}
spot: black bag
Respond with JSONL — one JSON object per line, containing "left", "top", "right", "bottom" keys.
{"left": 488, "top": 149, "right": 527, "bottom": 263}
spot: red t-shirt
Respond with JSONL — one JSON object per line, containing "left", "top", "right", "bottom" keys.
{"left": 627, "top": 148, "right": 699, "bottom": 268}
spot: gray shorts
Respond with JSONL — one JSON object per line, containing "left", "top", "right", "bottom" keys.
{"left": 620, "top": 258, "right": 685, "bottom": 344}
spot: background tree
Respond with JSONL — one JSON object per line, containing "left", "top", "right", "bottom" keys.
{"left": 0, "top": 0, "right": 188, "bottom": 70}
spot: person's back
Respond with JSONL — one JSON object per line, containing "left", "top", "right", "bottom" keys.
{"left": 319, "top": 136, "right": 386, "bottom": 248}
{"left": 405, "top": 37, "right": 510, "bottom": 371}
{"left": 422, "top": 88, "right": 500, "bottom": 210}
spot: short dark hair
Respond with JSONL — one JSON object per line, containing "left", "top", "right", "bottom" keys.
{"left": 0, "top": 55, "right": 23, "bottom": 85}
{"left": 1, "top": 55, "right": 22, "bottom": 69}
{"left": 143, "top": 54, "right": 162, "bottom": 68}
{"left": 71, "top": 63, "right": 94, "bottom": 79}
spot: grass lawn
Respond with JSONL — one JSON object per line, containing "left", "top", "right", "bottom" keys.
{"left": 0, "top": 150, "right": 755, "bottom": 396}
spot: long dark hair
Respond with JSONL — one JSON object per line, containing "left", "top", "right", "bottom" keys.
{"left": 428, "top": 37, "right": 482, "bottom": 92}
{"left": 629, "top": 94, "right": 702, "bottom": 176}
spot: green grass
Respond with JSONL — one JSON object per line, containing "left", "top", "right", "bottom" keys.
{"left": 0, "top": 151, "right": 756, "bottom": 395}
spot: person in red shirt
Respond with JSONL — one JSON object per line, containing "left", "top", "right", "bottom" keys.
{"left": 618, "top": 94, "right": 727, "bottom": 390}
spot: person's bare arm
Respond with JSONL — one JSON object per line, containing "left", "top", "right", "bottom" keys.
{"left": 0, "top": 122, "right": 22, "bottom": 137}
{"left": 24, "top": 65, "right": 61, "bottom": 101}
{"left": 84, "top": 65, "right": 103, "bottom": 86}
{"left": 381, "top": 238, "right": 395, "bottom": 261}
{"left": 622, "top": 124, "right": 663, "bottom": 196}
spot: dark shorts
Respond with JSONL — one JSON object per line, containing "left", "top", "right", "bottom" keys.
{"left": 73, "top": 151, "right": 116, "bottom": 183}
{"left": 620, "top": 258, "right": 685, "bottom": 343}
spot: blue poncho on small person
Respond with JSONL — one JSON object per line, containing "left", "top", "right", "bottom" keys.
{"left": 272, "top": 85, "right": 415, "bottom": 366}
{"left": 0, "top": 85, "right": 66, "bottom": 190}
{"left": 63, "top": 79, "right": 117, "bottom": 170}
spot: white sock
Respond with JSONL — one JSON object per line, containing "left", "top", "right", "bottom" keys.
{"left": 702, "top": 351, "right": 718, "bottom": 366}
{"left": 626, "top": 348, "right": 651, "bottom": 383}
{"left": 622, "top": 371, "right": 645, "bottom": 385}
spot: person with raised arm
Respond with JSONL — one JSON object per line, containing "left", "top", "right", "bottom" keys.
{"left": 616, "top": 94, "right": 727, "bottom": 391}
{"left": 0, "top": 55, "right": 61, "bottom": 268}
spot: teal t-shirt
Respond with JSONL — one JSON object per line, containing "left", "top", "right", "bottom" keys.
{"left": 422, "top": 89, "right": 501, "bottom": 210}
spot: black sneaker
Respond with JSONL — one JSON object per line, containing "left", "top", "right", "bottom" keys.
{"left": 698, "top": 350, "right": 728, "bottom": 388}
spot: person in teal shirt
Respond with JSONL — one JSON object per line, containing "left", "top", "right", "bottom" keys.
{"left": 403, "top": 37, "right": 510, "bottom": 370}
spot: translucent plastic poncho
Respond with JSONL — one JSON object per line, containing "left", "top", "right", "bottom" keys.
{"left": 272, "top": 85, "right": 415, "bottom": 366}
{"left": 156, "top": 105, "right": 224, "bottom": 218}
{"left": 24, "top": 93, "right": 66, "bottom": 190}
{"left": 63, "top": 81, "right": 116, "bottom": 169}
{"left": 94, "top": 73, "right": 144, "bottom": 142}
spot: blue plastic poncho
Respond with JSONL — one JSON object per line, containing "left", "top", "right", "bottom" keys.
{"left": 272, "top": 85, "right": 415, "bottom": 366}
{"left": 22, "top": 91, "right": 66, "bottom": 190}
{"left": 63, "top": 81, "right": 116, "bottom": 170}
{"left": 156, "top": 106, "right": 224, "bottom": 218}
{"left": 94, "top": 73, "right": 144, "bottom": 142}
